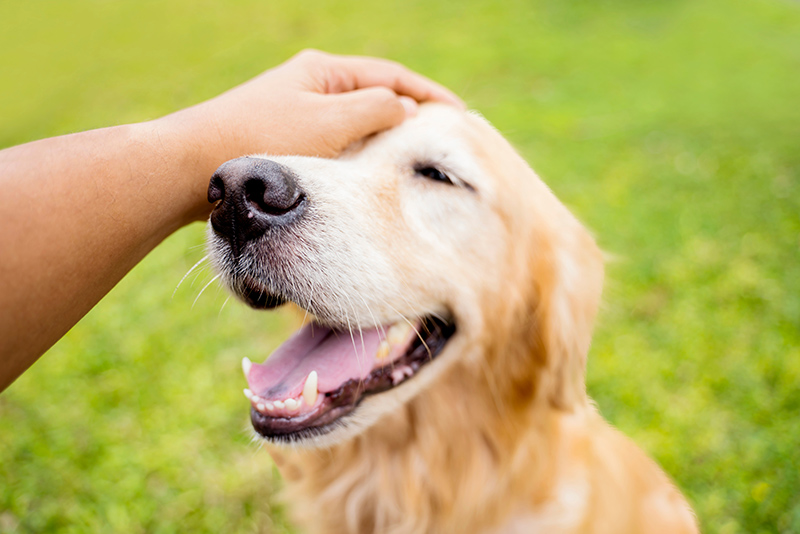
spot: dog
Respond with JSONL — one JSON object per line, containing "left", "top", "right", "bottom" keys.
{"left": 206, "top": 103, "right": 699, "bottom": 534}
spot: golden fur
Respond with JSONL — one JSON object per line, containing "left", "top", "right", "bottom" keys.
{"left": 212, "top": 104, "right": 699, "bottom": 533}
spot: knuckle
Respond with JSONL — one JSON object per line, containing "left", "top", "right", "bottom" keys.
{"left": 368, "top": 86, "right": 397, "bottom": 102}
{"left": 294, "top": 49, "right": 326, "bottom": 64}
{"left": 382, "top": 59, "right": 411, "bottom": 78}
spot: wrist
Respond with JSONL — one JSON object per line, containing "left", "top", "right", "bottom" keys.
{"left": 138, "top": 112, "right": 221, "bottom": 228}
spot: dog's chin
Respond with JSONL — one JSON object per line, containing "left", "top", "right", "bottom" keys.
{"left": 241, "top": 300, "right": 458, "bottom": 447}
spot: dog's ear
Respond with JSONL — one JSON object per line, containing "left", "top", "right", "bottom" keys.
{"left": 531, "top": 209, "right": 604, "bottom": 410}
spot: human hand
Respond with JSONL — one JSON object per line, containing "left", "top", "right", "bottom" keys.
{"left": 163, "top": 49, "right": 464, "bottom": 163}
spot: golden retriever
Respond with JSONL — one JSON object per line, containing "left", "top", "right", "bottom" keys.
{"left": 206, "top": 103, "right": 699, "bottom": 534}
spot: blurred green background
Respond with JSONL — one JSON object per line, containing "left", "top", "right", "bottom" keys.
{"left": 1, "top": 0, "right": 798, "bottom": 532}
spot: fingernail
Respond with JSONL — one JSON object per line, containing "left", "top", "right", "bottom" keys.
{"left": 399, "top": 96, "right": 418, "bottom": 117}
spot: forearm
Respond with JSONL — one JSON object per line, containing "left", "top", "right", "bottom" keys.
{"left": 0, "top": 119, "right": 214, "bottom": 390}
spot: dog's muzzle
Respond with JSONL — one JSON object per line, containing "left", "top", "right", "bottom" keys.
{"left": 207, "top": 157, "right": 306, "bottom": 259}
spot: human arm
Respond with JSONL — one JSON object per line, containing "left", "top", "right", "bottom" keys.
{"left": 0, "top": 50, "right": 463, "bottom": 391}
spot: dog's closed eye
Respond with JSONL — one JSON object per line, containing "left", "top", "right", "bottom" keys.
{"left": 413, "top": 163, "right": 475, "bottom": 192}
{"left": 415, "top": 165, "right": 453, "bottom": 185}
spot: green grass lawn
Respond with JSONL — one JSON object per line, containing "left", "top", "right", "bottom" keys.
{"left": 1, "top": 0, "right": 798, "bottom": 532}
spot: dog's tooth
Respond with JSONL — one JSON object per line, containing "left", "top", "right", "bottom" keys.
{"left": 242, "top": 357, "right": 252, "bottom": 377}
{"left": 265, "top": 402, "right": 274, "bottom": 411}
{"left": 284, "top": 398, "right": 299, "bottom": 410}
{"left": 391, "top": 368, "right": 406, "bottom": 386}
{"left": 303, "top": 371, "right": 319, "bottom": 406}
{"left": 273, "top": 400, "right": 285, "bottom": 409}
{"left": 376, "top": 340, "right": 390, "bottom": 361}
{"left": 257, "top": 403, "right": 265, "bottom": 412}
{"left": 243, "top": 388, "right": 253, "bottom": 400}
{"left": 387, "top": 322, "right": 412, "bottom": 345}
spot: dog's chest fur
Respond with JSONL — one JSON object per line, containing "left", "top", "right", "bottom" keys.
{"left": 267, "top": 375, "right": 596, "bottom": 534}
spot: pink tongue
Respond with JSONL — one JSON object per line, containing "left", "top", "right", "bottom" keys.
{"left": 246, "top": 323, "right": 385, "bottom": 399}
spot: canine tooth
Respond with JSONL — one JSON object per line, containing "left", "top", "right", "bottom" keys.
{"left": 376, "top": 340, "right": 390, "bottom": 360}
{"left": 388, "top": 322, "right": 412, "bottom": 345}
{"left": 303, "top": 371, "right": 319, "bottom": 406}
{"left": 257, "top": 403, "right": 265, "bottom": 412}
{"left": 242, "top": 357, "right": 252, "bottom": 377}
{"left": 243, "top": 388, "right": 253, "bottom": 400}
{"left": 284, "top": 398, "right": 299, "bottom": 410}
{"left": 273, "top": 400, "right": 285, "bottom": 409}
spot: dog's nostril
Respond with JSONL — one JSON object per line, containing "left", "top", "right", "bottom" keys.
{"left": 244, "top": 175, "right": 302, "bottom": 216}
{"left": 244, "top": 177, "right": 268, "bottom": 212}
{"left": 208, "top": 175, "right": 225, "bottom": 204}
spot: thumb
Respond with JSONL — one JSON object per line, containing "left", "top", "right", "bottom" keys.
{"left": 326, "top": 87, "right": 418, "bottom": 147}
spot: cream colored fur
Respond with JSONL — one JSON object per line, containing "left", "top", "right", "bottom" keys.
{"left": 211, "top": 104, "right": 699, "bottom": 533}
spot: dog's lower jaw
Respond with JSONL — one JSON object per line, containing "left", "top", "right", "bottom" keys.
{"left": 268, "top": 364, "right": 564, "bottom": 534}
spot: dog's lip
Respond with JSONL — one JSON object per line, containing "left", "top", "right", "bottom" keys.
{"left": 245, "top": 319, "right": 421, "bottom": 401}
{"left": 237, "top": 278, "right": 285, "bottom": 310}
{"left": 246, "top": 315, "right": 456, "bottom": 443}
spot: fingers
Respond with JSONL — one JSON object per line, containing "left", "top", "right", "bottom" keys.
{"left": 333, "top": 55, "right": 464, "bottom": 108}
{"left": 324, "top": 87, "right": 411, "bottom": 148}
{"left": 398, "top": 96, "right": 420, "bottom": 118}
{"left": 293, "top": 49, "right": 465, "bottom": 109}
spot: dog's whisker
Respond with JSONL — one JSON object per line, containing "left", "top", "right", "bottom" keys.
{"left": 357, "top": 292, "right": 395, "bottom": 372}
{"left": 301, "top": 281, "right": 316, "bottom": 325}
{"left": 352, "top": 292, "right": 404, "bottom": 375}
{"left": 218, "top": 295, "right": 231, "bottom": 317}
{"left": 397, "top": 282, "right": 448, "bottom": 327}
{"left": 192, "top": 273, "right": 221, "bottom": 308}
{"left": 343, "top": 292, "right": 368, "bottom": 361}
{"left": 173, "top": 255, "right": 209, "bottom": 298}
{"left": 356, "top": 292, "right": 386, "bottom": 340}
{"left": 333, "top": 295, "right": 360, "bottom": 369}
{"left": 340, "top": 292, "right": 367, "bottom": 399}
{"left": 383, "top": 301, "right": 432, "bottom": 358}
{"left": 390, "top": 284, "right": 439, "bottom": 358}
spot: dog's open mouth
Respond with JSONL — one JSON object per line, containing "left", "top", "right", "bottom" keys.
{"left": 243, "top": 315, "right": 456, "bottom": 443}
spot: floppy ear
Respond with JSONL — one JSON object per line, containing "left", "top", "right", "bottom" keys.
{"left": 532, "top": 211, "right": 604, "bottom": 410}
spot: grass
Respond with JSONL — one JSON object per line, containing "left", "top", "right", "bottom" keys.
{"left": 1, "top": 0, "right": 798, "bottom": 532}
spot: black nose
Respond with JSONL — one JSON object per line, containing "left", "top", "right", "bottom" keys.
{"left": 208, "top": 157, "right": 305, "bottom": 257}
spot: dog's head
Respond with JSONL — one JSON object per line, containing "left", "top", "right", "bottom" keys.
{"left": 207, "top": 104, "right": 603, "bottom": 446}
